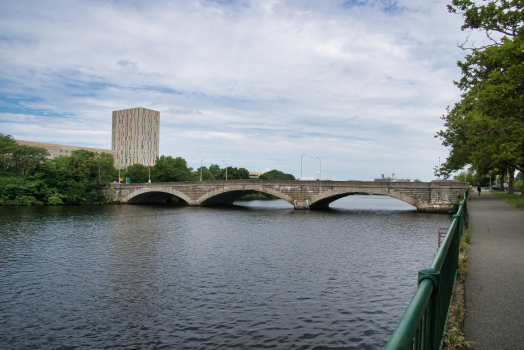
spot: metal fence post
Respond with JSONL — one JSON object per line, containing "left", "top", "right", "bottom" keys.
{"left": 418, "top": 268, "right": 440, "bottom": 349}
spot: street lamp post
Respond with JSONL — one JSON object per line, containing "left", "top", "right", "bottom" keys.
{"left": 438, "top": 157, "right": 441, "bottom": 180}
{"left": 200, "top": 158, "right": 206, "bottom": 181}
{"left": 148, "top": 167, "right": 151, "bottom": 183}
{"left": 317, "top": 157, "right": 321, "bottom": 181}
{"left": 223, "top": 161, "right": 227, "bottom": 181}
{"left": 301, "top": 154, "right": 305, "bottom": 180}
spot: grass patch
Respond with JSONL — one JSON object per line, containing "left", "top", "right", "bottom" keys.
{"left": 489, "top": 190, "right": 524, "bottom": 210}
{"left": 443, "top": 226, "right": 471, "bottom": 350}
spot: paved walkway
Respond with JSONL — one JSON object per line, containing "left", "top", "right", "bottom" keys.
{"left": 465, "top": 190, "right": 524, "bottom": 349}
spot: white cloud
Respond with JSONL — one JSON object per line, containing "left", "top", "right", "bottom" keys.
{"left": 0, "top": 0, "right": 475, "bottom": 180}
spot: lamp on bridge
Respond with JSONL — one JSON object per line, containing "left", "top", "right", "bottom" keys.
{"left": 301, "top": 154, "right": 305, "bottom": 180}
{"left": 317, "top": 157, "right": 321, "bottom": 181}
{"left": 223, "top": 160, "right": 227, "bottom": 181}
{"left": 200, "top": 158, "right": 206, "bottom": 181}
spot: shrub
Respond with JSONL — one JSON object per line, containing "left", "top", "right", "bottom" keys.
{"left": 515, "top": 179, "right": 522, "bottom": 192}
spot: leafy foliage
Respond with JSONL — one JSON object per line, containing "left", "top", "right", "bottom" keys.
{"left": 259, "top": 169, "right": 296, "bottom": 180}
{"left": 126, "top": 163, "right": 150, "bottom": 183}
{"left": 208, "top": 164, "right": 222, "bottom": 177}
{"left": 438, "top": 1, "right": 524, "bottom": 196}
{"left": 195, "top": 167, "right": 216, "bottom": 181}
{"left": 151, "top": 156, "right": 193, "bottom": 182}
{"left": 215, "top": 167, "right": 249, "bottom": 180}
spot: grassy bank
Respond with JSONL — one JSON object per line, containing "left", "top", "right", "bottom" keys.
{"left": 489, "top": 190, "right": 524, "bottom": 210}
{"left": 443, "top": 224, "right": 471, "bottom": 349}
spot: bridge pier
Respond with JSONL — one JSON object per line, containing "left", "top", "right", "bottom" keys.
{"left": 101, "top": 180, "right": 468, "bottom": 212}
{"left": 293, "top": 200, "right": 310, "bottom": 210}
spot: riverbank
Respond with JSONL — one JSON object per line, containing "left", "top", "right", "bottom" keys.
{"left": 489, "top": 190, "right": 524, "bottom": 210}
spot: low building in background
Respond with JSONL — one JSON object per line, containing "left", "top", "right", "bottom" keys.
{"left": 249, "top": 171, "right": 264, "bottom": 179}
{"left": 16, "top": 140, "right": 116, "bottom": 160}
{"left": 374, "top": 173, "right": 411, "bottom": 182}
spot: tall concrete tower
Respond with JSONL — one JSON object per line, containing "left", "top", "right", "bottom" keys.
{"left": 112, "top": 107, "right": 160, "bottom": 168}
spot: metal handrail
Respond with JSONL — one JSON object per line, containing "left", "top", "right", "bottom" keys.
{"left": 384, "top": 189, "right": 468, "bottom": 350}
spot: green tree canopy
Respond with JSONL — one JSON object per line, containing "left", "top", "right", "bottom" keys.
{"left": 208, "top": 164, "right": 222, "bottom": 177}
{"left": 126, "top": 163, "right": 150, "bottom": 183}
{"left": 215, "top": 167, "right": 249, "bottom": 180}
{"left": 0, "top": 134, "right": 49, "bottom": 180}
{"left": 195, "top": 166, "right": 216, "bottom": 181}
{"left": 152, "top": 156, "right": 193, "bottom": 182}
{"left": 259, "top": 169, "right": 296, "bottom": 180}
{"left": 437, "top": 1, "right": 524, "bottom": 195}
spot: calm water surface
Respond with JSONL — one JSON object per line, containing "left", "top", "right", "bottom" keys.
{"left": 0, "top": 196, "right": 451, "bottom": 349}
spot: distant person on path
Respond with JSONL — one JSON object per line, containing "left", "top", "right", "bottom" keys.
{"left": 477, "top": 182, "right": 482, "bottom": 195}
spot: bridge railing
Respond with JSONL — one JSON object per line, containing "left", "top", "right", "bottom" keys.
{"left": 384, "top": 189, "right": 468, "bottom": 350}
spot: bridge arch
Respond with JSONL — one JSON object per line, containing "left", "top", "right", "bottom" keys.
{"left": 198, "top": 184, "right": 294, "bottom": 206}
{"left": 309, "top": 188, "right": 420, "bottom": 210}
{"left": 126, "top": 187, "right": 194, "bottom": 204}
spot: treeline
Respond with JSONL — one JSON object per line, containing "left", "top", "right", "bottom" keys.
{"left": 126, "top": 162, "right": 296, "bottom": 183}
{"left": 454, "top": 168, "right": 522, "bottom": 192}
{"left": 1, "top": 134, "right": 118, "bottom": 205}
{"left": 438, "top": 1, "right": 524, "bottom": 196}
{"left": 0, "top": 133, "right": 296, "bottom": 205}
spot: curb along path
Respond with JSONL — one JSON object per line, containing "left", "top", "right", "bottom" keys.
{"left": 465, "top": 190, "right": 524, "bottom": 349}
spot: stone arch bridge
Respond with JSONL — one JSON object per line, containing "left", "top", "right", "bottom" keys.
{"left": 101, "top": 180, "right": 467, "bottom": 212}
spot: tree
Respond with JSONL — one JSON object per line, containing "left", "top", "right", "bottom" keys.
{"left": 448, "top": 1, "right": 524, "bottom": 43}
{"left": 208, "top": 164, "right": 222, "bottom": 177}
{"left": 0, "top": 134, "right": 49, "bottom": 180}
{"left": 215, "top": 167, "right": 249, "bottom": 180}
{"left": 437, "top": 1, "right": 524, "bottom": 196}
{"left": 0, "top": 133, "right": 18, "bottom": 176}
{"left": 93, "top": 152, "right": 118, "bottom": 185}
{"left": 259, "top": 169, "right": 296, "bottom": 180}
{"left": 195, "top": 167, "right": 215, "bottom": 181}
{"left": 126, "top": 163, "right": 150, "bottom": 183}
{"left": 152, "top": 156, "right": 193, "bottom": 182}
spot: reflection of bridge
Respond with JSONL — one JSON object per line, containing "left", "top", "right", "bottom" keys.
{"left": 101, "top": 180, "right": 467, "bottom": 212}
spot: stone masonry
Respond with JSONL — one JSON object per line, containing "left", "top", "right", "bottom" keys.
{"left": 101, "top": 180, "right": 468, "bottom": 212}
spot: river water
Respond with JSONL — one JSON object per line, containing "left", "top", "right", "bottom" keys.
{"left": 0, "top": 196, "right": 450, "bottom": 349}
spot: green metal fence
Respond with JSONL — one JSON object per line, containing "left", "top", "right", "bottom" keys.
{"left": 384, "top": 189, "right": 469, "bottom": 350}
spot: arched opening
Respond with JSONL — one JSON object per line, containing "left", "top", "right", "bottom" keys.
{"left": 200, "top": 189, "right": 293, "bottom": 207}
{"left": 310, "top": 190, "right": 419, "bottom": 210}
{"left": 126, "top": 191, "right": 191, "bottom": 204}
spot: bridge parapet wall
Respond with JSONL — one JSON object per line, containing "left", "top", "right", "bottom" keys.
{"left": 100, "top": 180, "right": 468, "bottom": 212}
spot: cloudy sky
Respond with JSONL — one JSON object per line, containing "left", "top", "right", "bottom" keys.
{"left": 1, "top": 0, "right": 483, "bottom": 181}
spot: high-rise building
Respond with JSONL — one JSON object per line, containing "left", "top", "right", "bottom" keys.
{"left": 112, "top": 107, "right": 160, "bottom": 168}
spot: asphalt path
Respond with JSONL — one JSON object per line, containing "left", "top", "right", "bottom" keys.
{"left": 464, "top": 190, "right": 524, "bottom": 349}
